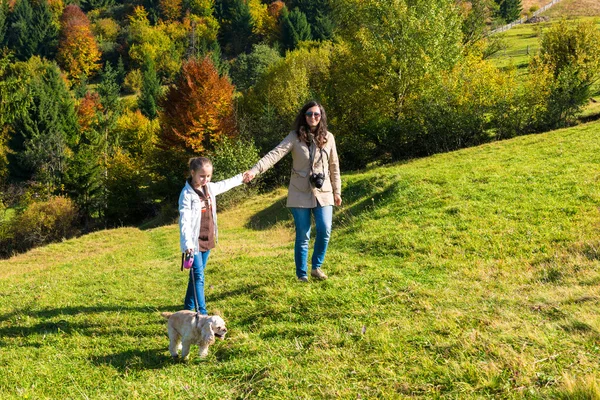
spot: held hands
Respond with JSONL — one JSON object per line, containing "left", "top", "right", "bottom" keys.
{"left": 243, "top": 170, "right": 255, "bottom": 183}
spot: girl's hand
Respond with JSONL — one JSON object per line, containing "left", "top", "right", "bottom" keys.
{"left": 243, "top": 170, "right": 256, "bottom": 183}
{"left": 186, "top": 248, "right": 194, "bottom": 255}
{"left": 334, "top": 194, "right": 342, "bottom": 206}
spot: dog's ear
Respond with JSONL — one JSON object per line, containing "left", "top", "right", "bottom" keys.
{"left": 200, "top": 319, "right": 215, "bottom": 344}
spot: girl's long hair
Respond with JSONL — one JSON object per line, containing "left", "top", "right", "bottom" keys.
{"left": 293, "top": 101, "right": 328, "bottom": 148}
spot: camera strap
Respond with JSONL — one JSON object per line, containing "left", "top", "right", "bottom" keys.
{"left": 309, "top": 141, "right": 327, "bottom": 177}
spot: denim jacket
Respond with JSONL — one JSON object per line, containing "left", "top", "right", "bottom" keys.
{"left": 179, "top": 173, "right": 244, "bottom": 253}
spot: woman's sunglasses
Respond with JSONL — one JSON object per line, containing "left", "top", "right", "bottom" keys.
{"left": 305, "top": 112, "right": 321, "bottom": 118}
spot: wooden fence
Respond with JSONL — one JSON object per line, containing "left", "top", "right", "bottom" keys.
{"left": 488, "top": 0, "right": 563, "bottom": 35}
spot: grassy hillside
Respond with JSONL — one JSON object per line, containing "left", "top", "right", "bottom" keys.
{"left": 1, "top": 120, "right": 600, "bottom": 398}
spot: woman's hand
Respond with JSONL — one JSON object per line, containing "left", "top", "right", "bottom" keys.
{"left": 243, "top": 170, "right": 256, "bottom": 183}
{"left": 334, "top": 194, "right": 342, "bottom": 206}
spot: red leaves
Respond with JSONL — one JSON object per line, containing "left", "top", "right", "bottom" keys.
{"left": 159, "top": 57, "right": 236, "bottom": 154}
{"left": 57, "top": 4, "right": 101, "bottom": 80}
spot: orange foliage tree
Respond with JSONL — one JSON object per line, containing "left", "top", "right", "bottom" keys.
{"left": 57, "top": 5, "right": 101, "bottom": 81}
{"left": 159, "top": 56, "right": 236, "bottom": 154}
{"left": 76, "top": 91, "right": 102, "bottom": 134}
{"left": 159, "top": 0, "right": 182, "bottom": 21}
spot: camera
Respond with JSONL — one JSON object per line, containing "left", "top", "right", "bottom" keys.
{"left": 310, "top": 173, "right": 325, "bottom": 189}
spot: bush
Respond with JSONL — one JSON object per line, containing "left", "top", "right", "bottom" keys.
{"left": 208, "top": 136, "right": 260, "bottom": 209}
{"left": 1, "top": 196, "right": 79, "bottom": 257}
{"left": 529, "top": 19, "right": 600, "bottom": 129}
{"left": 105, "top": 149, "right": 154, "bottom": 226}
{"left": 388, "top": 53, "right": 519, "bottom": 158}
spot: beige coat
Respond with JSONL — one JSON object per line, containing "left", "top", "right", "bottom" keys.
{"left": 250, "top": 131, "right": 341, "bottom": 208}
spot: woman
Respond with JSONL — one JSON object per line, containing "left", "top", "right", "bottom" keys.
{"left": 243, "top": 101, "right": 342, "bottom": 282}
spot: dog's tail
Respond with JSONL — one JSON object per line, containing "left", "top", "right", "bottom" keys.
{"left": 160, "top": 312, "right": 173, "bottom": 320}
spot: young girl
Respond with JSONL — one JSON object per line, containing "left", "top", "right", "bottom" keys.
{"left": 179, "top": 157, "right": 244, "bottom": 314}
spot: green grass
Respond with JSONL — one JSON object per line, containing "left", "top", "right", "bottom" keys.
{"left": 489, "top": 23, "right": 543, "bottom": 74}
{"left": 2, "top": 121, "right": 600, "bottom": 398}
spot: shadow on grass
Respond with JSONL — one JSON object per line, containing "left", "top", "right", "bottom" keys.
{"left": 245, "top": 178, "right": 407, "bottom": 232}
{"left": 245, "top": 196, "right": 291, "bottom": 230}
{"left": 206, "top": 284, "right": 263, "bottom": 302}
{"left": 334, "top": 180, "right": 407, "bottom": 230}
{"left": 0, "top": 305, "right": 178, "bottom": 344}
{"left": 90, "top": 348, "right": 171, "bottom": 371}
{"left": 0, "top": 304, "right": 177, "bottom": 322}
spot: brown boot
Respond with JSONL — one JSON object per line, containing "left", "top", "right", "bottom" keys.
{"left": 310, "top": 268, "right": 328, "bottom": 280}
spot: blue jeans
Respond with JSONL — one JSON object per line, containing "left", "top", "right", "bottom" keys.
{"left": 290, "top": 205, "right": 333, "bottom": 278}
{"left": 184, "top": 250, "right": 210, "bottom": 314}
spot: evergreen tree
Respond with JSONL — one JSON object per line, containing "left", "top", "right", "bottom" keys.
{"left": 64, "top": 141, "right": 104, "bottom": 228}
{"left": 7, "top": 0, "right": 35, "bottom": 60}
{"left": 31, "top": 0, "right": 58, "bottom": 59}
{"left": 116, "top": 55, "right": 126, "bottom": 87}
{"left": 495, "top": 0, "right": 522, "bottom": 23}
{"left": 7, "top": 0, "right": 58, "bottom": 60}
{"left": 281, "top": 7, "right": 311, "bottom": 51}
{"left": 139, "top": 55, "right": 161, "bottom": 120}
{"left": 0, "top": 52, "right": 30, "bottom": 182}
{"left": 208, "top": 41, "right": 229, "bottom": 76}
{"left": 224, "top": 0, "right": 253, "bottom": 56}
{"left": 96, "top": 62, "right": 122, "bottom": 150}
{"left": 289, "top": 0, "right": 333, "bottom": 41}
{"left": 144, "top": 0, "right": 160, "bottom": 24}
{"left": 0, "top": 0, "right": 8, "bottom": 47}
{"left": 7, "top": 61, "right": 78, "bottom": 186}
{"left": 73, "top": 73, "right": 89, "bottom": 99}
{"left": 230, "top": 43, "right": 281, "bottom": 91}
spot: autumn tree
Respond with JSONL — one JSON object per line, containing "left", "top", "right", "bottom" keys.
{"left": 160, "top": 0, "right": 182, "bottom": 21}
{"left": 184, "top": 0, "right": 213, "bottom": 17}
{"left": 159, "top": 56, "right": 236, "bottom": 155}
{"left": 240, "top": 44, "right": 330, "bottom": 153}
{"left": 76, "top": 91, "right": 101, "bottom": 134}
{"left": 57, "top": 5, "right": 101, "bottom": 81}
{"left": 265, "top": 1, "right": 285, "bottom": 43}
{"left": 127, "top": 6, "right": 187, "bottom": 81}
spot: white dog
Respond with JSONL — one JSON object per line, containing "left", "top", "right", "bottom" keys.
{"left": 161, "top": 311, "right": 227, "bottom": 360}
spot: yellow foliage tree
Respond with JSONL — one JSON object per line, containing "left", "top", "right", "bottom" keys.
{"left": 57, "top": 5, "right": 101, "bottom": 81}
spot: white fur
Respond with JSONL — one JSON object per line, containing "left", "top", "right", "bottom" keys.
{"left": 161, "top": 311, "right": 227, "bottom": 360}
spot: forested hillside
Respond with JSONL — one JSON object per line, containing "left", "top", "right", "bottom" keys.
{"left": 1, "top": 0, "right": 599, "bottom": 256}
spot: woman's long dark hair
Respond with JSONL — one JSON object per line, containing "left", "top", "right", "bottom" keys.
{"left": 293, "top": 101, "right": 328, "bottom": 148}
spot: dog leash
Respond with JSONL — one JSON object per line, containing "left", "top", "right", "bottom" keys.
{"left": 188, "top": 256, "right": 203, "bottom": 325}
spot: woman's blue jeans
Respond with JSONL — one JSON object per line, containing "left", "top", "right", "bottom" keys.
{"left": 184, "top": 250, "right": 210, "bottom": 314}
{"left": 289, "top": 205, "right": 333, "bottom": 278}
